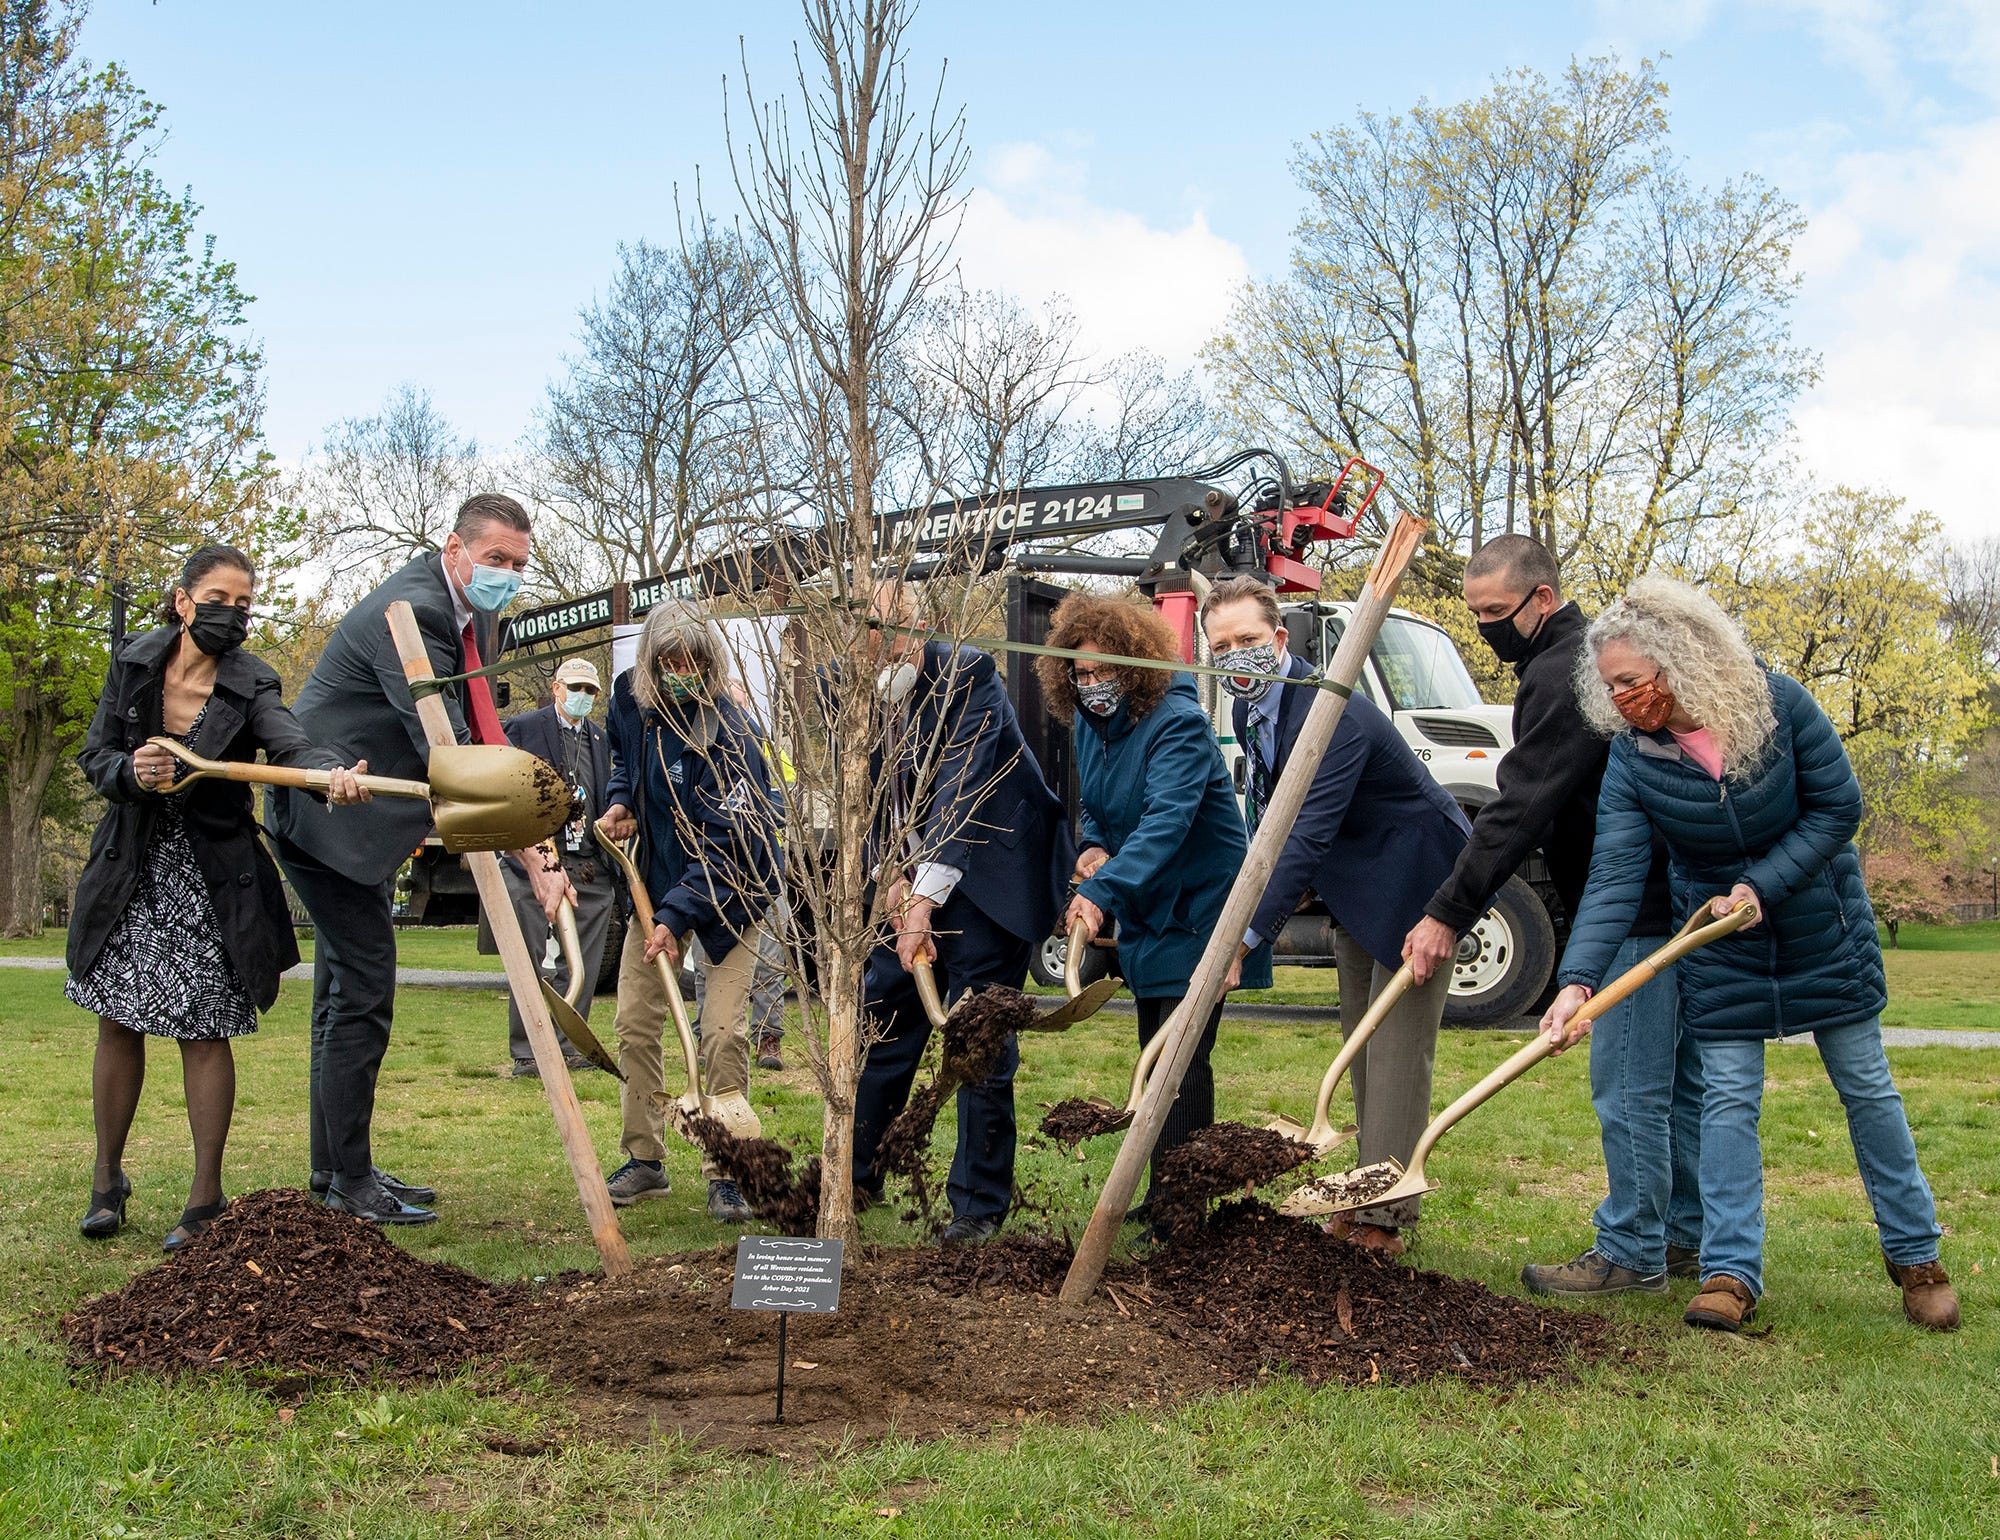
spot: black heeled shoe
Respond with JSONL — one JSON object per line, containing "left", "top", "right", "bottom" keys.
{"left": 162, "top": 1197, "right": 228, "bottom": 1254}
{"left": 80, "top": 1173, "right": 131, "bottom": 1239}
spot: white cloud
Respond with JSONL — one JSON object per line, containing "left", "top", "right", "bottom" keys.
{"left": 1790, "top": 116, "right": 2000, "bottom": 539}
{"left": 953, "top": 142, "right": 1250, "bottom": 379}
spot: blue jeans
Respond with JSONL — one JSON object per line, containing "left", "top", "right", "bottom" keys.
{"left": 1694, "top": 1017, "right": 1941, "bottom": 1297}
{"left": 1588, "top": 934, "right": 1704, "bottom": 1273}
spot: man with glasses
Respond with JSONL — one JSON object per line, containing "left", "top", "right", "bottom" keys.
{"left": 499, "top": 657, "right": 615, "bottom": 1076}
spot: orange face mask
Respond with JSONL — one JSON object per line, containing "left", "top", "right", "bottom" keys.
{"left": 1611, "top": 674, "right": 1676, "bottom": 732}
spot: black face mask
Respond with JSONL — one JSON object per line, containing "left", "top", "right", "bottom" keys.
{"left": 1476, "top": 591, "right": 1548, "bottom": 665}
{"left": 186, "top": 601, "right": 250, "bottom": 657}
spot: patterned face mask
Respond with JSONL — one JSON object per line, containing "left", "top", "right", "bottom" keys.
{"left": 1611, "top": 673, "right": 1676, "bottom": 732}
{"left": 1075, "top": 676, "right": 1124, "bottom": 717}
{"left": 1214, "top": 642, "right": 1281, "bottom": 701}
{"left": 657, "top": 668, "right": 704, "bottom": 704}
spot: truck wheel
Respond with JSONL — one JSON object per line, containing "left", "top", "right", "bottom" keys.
{"left": 1441, "top": 875, "right": 1555, "bottom": 1028}
{"left": 595, "top": 913, "right": 627, "bottom": 997}
{"left": 1030, "top": 928, "right": 1113, "bottom": 989}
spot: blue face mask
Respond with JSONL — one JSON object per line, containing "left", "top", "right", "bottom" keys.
{"left": 559, "top": 689, "right": 594, "bottom": 721}
{"left": 464, "top": 564, "right": 522, "bottom": 613}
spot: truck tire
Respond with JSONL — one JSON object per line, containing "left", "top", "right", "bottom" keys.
{"left": 1029, "top": 928, "right": 1114, "bottom": 989}
{"left": 1441, "top": 875, "right": 1555, "bottom": 1028}
{"left": 595, "top": 912, "right": 627, "bottom": 997}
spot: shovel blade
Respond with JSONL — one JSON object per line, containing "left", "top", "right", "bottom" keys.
{"left": 1024, "top": 977, "right": 1122, "bottom": 1033}
{"left": 537, "top": 981, "right": 624, "bottom": 1080}
{"left": 428, "top": 744, "right": 578, "bottom": 853}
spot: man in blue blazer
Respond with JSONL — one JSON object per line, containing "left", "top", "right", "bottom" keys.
{"left": 1202, "top": 576, "right": 1471, "bottom": 1255}
{"left": 853, "top": 584, "right": 1071, "bottom": 1244}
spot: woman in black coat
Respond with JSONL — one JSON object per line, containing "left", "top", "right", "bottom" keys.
{"left": 69, "top": 546, "right": 368, "bottom": 1250}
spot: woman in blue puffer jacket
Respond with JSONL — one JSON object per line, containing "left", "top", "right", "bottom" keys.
{"left": 1036, "top": 592, "right": 1260, "bottom": 1202}
{"left": 1542, "top": 577, "right": 1956, "bottom": 1335}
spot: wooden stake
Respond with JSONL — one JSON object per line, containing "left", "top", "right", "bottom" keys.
{"left": 1058, "top": 514, "right": 1428, "bottom": 1306}
{"left": 383, "top": 601, "right": 631, "bottom": 1276}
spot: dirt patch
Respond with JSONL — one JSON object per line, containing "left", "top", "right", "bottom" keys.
{"left": 683, "top": 1115, "right": 823, "bottom": 1236}
{"left": 499, "top": 1239, "right": 1214, "bottom": 1454}
{"left": 59, "top": 1189, "right": 507, "bottom": 1379}
{"left": 1140, "top": 1200, "right": 1611, "bottom": 1387}
{"left": 1037, "top": 1097, "right": 1130, "bottom": 1145}
{"left": 1148, "top": 1121, "right": 1316, "bottom": 1240}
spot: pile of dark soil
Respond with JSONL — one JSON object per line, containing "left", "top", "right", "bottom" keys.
{"left": 874, "top": 987, "right": 1040, "bottom": 1218}
{"left": 1140, "top": 1200, "right": 1611, "bottom": 1386}
{"left": 501, "top": 1239, "right": 1215, "bottom": 1453}
{"left": 60, "top": 1190, "right": 506, "bottom": 1378}
{"left": 1036, "top": 1097, "right": 1130, "bottom": 1145}
{"left": 1148, "top": 1121, "right": 1316, "bottom": 1240}
{"left": 682, "top": 1115, "right": 823, "bottom": 1236}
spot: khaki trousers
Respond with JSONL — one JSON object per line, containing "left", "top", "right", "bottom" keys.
{"left": 614, "top": 919, "right": 763, "bottom": 1177}
{"left": 1335, "top": 929, "right": 1449, "bottom": 1226}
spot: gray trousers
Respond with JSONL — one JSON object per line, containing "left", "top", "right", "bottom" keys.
{"left": 502, "top": 864, "right": 615, "bottom": 1061}
{"left": 1335, "top": 929, "right": 1449, "bottom": 1226}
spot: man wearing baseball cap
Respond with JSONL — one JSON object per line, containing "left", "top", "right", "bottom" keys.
{"left": 498, "top": 658, "right": 616, "bottom": 1074}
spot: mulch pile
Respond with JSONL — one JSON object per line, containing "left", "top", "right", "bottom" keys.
{"left": 1036, "top": 1096, "right": 1131, "bottom": 1145}
{"left": 1147, "top": 1121, "right": 1317, "bottom": 1240}
{"left": 682, "top": 1115, "right": 824, "bottom": 1236}
{"left": 1141, "top": 1200, "right": 1610, "bottom": 1386}
{"left": 59, "top": 1189, "right": 507, "bottom": 1379}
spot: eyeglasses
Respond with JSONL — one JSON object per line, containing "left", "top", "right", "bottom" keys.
{"left": 1071, "top": 661, "right": 1116, "bottom": 683}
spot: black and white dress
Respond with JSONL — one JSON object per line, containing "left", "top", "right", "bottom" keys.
{"left": 65, "top": 702, "right": 258, "bottom": 1040}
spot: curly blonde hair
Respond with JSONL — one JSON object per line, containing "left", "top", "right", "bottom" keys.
{"left": 1036, "top": 591, "right": 1180, "bottom": 723}
{"left": 1576, "top": 576, "right": 1776, "bottom": 778}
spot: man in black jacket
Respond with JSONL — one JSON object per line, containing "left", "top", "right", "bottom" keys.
{"left": 269, "top": 494, "right": 565, "bottom": 1224}
{"left": 1402, "top": 535, "right": 1700, "bottom": 1296}
{"left": 500, "top": 657, "right": 614, "bottom": 1076}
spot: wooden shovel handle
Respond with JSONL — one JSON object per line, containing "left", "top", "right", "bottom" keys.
{"left": 145, "top": 736, "right": 429, "bottom": 800}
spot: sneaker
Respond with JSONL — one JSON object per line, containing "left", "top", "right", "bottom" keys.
{"left": 755, "top": 1033, "right": 785, "bottom": 1072}
{"left": 1684, "top": 1274, "right": 1757, "bottom": 1331}
{"left": 1522, "top": 1247, "right": 1667, "bottom": 1296}
{"left": 1884, "top": 1254, "right": 1960, "bottom": 1331}
{"left": 562, "top": 1049, "right": 599, "bottom": 1073}
{"left": 605, "top": 1158, "right": 671, "bottom": 1207}
{"left": 941, "top": 1215, "right": 1000, "bottom": 1246}
{"left": 511, "top": 1057, "right": 540, "bottom": 1079}
{"left": 1665, "top": 1243, "right": 1701, "bottom": 1280}
{"left": 707, "top": 1179, "right": 752, "bottom": 1224}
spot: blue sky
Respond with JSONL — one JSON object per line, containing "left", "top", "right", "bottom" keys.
{"left": 84, "top": 1, "right": 2000, "bottom": 537}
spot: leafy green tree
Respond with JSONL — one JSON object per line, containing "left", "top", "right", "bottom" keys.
{"left": 0, "top": 2, "right": 269, "bottom": 935}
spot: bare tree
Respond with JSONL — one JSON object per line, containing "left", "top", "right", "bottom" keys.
{"left": 725, "top": 0, "right": 972, "bottom": 1242}
{"left": 1067, "top": 349, "right": 1220, "bottom": 482}
{"left": 1944, "top": 535, "right": 2000, "bottom": 670}
{"left": 532, "top": 230, "right": 770, "bottom": 584}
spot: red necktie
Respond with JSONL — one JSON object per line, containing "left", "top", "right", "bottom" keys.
{"left": 459, "top": 621, "right": 507, "bottom": 746}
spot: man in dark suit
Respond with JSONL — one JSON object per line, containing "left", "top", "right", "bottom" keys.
{"left": 852, "top": 583, "right": 1071, "bottom": 1244}
{"left": 500, "top": 657, "right": 615, "bottom": 1076}
{"left": 1202, "top": 575, "right": 1471, "bottom": 1256}
{"left": 269, "top": 493, "right": 564, "bottom": 1223}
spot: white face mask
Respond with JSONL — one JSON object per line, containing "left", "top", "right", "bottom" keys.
{"left": 876, "top": 660, "right": 918, "bottom": 703}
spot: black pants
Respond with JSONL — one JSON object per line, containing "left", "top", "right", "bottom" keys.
{"left": 1136, "top": 993, "right": 1225, "bottom": 1195}
{"left": 273, "top": 835, "right": 397, "bottom": 1184}
{"left": 853, "top": 891, "right": 1029, "bottom": 1224}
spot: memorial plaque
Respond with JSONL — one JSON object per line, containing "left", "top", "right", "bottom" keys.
{"left": 730, "top": 1236, "right": 844, "bottom": 1314}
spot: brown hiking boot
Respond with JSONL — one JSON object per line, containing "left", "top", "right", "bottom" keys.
{"left": 1684, "top": 1274, "right": 1757, "bottom": 1332}
{"left": 1665, "top": 1244, "right": 1701, "bottom": 1280}
{"left": 1522, "top": 1247, "right": 1667, "bottom": 1297}
{"left": 1884, "top": 1255, "right": 1960, "bottom": 1331}
{"left": 755, "top": 1032, "right": 785, "bottom": 1072}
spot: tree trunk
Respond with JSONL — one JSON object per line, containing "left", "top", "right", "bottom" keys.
{"left": 0, "top": 690, "right": 64, "bottom": 938}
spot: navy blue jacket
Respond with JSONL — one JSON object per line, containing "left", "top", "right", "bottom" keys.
{"left": 1238, "top": 654, "right": 1472, "bottom": 970}
{"left": 1075, "top": 676, "right": 1251, "bottom": 998}
{"left": 1557, "top": 670, "right": 1884, "bottom": 1039}
{"left": 602, "top": 671, "right": 782, "bottom": 962}
{"left": 883, "top": 641, "right": 1068, "bottom": 945}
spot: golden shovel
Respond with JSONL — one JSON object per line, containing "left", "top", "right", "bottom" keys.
{"left": 910, "top": 918, "right": 1120, "bottom": 1033}
{"left": 592, "top": 818, "right": 713, "bottom": 1128}
{"left": 533, "top": 896, "right": 623, "bottom": 1080}
{"left": 1289, "top": 903, "right": 1760, "bottom": 1220}
{"left": 1262, "top": 961, "right": 1415, "bottom": 1155}
{"left": 148, "top": 736, "right": 575, "bottom": 854}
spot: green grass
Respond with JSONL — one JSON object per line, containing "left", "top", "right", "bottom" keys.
{"left": 1, "top": 943, "right": 1996, "bottom": 1537}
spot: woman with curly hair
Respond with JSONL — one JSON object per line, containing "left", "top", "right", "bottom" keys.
{"left": 1542, "top": 576, "right": 1957, "bottom": 1334}
{"left": 1037, "top": 591, "right": 1255, "bottom": 1207}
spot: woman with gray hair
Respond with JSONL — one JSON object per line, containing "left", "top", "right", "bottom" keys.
{"left": 596, "top": 600, "right": 783, "bottom": 1223}
{"left": 1541, "top": 576, "right": 1957, "bottom": 1334}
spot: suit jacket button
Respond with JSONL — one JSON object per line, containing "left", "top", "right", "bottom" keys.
{"left": 238, "top": 872, "right": 254, "bottom": 887}
{"left": 106, "top": 848, "right": 120, "bottom": 861}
